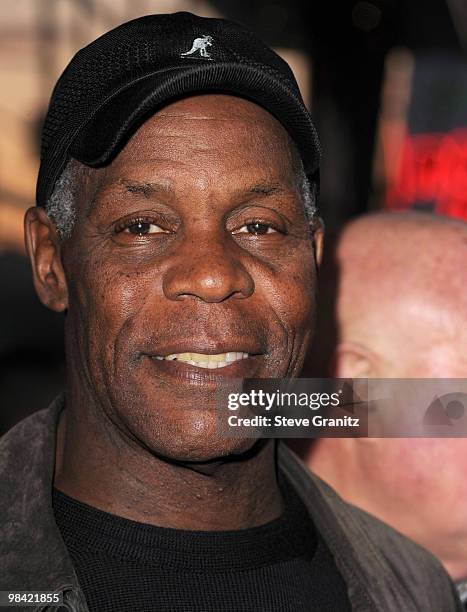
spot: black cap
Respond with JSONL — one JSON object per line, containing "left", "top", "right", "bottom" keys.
{"left": 37, "top": 12, "right": 320, "bottom": 208}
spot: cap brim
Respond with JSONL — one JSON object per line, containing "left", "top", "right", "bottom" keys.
{"left": 69, "top": 62, "right": 320, "bottom": 175}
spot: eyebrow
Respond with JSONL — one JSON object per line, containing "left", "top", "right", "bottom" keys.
{"left": 85, "top": 180, "right": 173, "bottom": 218}
{"left": 124, "top": 181, "right": 173, "bottom": 197}
{"left": 238, "top": 182, "right": 289, "bottom": 199}
{"left": 122, "top": 181, "right": 287, "bottom": 197}
{"left": 91, "top": 179, "right": 289, "bottom": 216}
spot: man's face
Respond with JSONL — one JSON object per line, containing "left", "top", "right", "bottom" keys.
{"left": 62, "top": 94, "right": 319, "bottom": 462}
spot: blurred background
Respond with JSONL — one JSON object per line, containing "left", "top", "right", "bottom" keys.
{"left": 1, "top": 0, "right": 466, "bottom": 432}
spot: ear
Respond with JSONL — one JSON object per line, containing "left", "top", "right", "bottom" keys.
{"left": 24, "top": 206, "right": 68, "bottom": 312}
{"left": 330, "top": 342, "right": 375, "bottom": 378}
{"left": 311, "top": 216, "right": 325, "bottom": 266}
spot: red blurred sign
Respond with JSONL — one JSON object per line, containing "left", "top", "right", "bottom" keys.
{"left": 378, "top": 51, "right": 467, "bottom": 220}
{"left": 386, "top": 129, "right": 467, "bottom": 220}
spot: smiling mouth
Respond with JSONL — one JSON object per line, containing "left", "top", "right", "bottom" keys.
{"left": 152, "top": 352, "right": 249, "bottom": 369}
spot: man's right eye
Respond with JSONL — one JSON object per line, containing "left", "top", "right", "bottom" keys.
{"left": 114, "top": 217, "right": 169, "bottom": 236}
{"left": 124, "top": 221, "right": 166, "bottom": 235}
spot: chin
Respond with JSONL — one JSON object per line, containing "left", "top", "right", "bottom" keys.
{"left": 118, "top": 401, "right": 259, "bottom": 464}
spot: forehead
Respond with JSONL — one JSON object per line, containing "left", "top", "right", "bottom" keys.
{"left": 102, "top": 94, "right": 297, "bottom": 182}
{"left": 128, "top": 93, "right": 290, "bottom": 143}
{"left": 337, "top": 221, "right": 467, "bottom": 344}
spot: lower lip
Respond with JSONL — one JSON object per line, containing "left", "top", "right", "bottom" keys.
{"left": 143, "top": 355, "right": 262, "bottom": 386}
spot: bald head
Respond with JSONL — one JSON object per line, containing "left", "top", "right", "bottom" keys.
{"left": 313, "top": 211, "right": 467, "bottom": 378}
{"left": 303, "top": 212, "right": 467, "bottom": 579}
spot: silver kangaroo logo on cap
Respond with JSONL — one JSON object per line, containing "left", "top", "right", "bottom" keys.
{"left": 180, "top": 35, "right": 214, "bottom": 60}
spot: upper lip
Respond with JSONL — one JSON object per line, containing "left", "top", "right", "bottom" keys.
{"left": 142, "top": 339, "right": 264, "bottom": 358}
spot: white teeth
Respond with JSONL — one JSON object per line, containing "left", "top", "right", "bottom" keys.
{"left": 153, "top": 351, "right": 249, "bottom": 368}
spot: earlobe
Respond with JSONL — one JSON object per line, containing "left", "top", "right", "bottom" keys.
{"left": 24, "top": 206, "right": 68, "bottom": 312}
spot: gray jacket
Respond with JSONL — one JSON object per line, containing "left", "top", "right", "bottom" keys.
{"left": 0, "top": 395, "right": 462, "bottom": 612}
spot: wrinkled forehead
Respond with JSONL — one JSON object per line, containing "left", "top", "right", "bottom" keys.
{"left": 111, "top": 93, "right": 300, "bottom": 167}
{"left": 80, "top": 94, "right": 305, "bottom": 210}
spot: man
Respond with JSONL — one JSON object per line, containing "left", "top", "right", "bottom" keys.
{"left": 301, "top": 211, "right": 467, "bottom": 606}
{"left": 0, "top": 13, "right": 461, "bottom": 612}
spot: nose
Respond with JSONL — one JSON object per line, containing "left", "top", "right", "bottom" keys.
{"left": 162, "top": 236, "right": 254, "bottom": 303}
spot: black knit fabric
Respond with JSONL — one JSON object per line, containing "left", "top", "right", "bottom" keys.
{"left": 36, "top": 12, "right": 320, "bottom": 209}
{"left": 52, "top": 479, "right": 350, "bottom": 612}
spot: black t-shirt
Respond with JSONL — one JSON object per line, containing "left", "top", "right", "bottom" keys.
{"left": 52, "top": 478, "right": 351, "bottom": 612}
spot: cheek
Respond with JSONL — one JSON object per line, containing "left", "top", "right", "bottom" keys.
{"left": 409, "top": 346, "right": 467, "bottom": 377}
{"left": 368, "top": 440, "right": 467, "bottom": 501}
{"left": 267, "top": 252, "right": 317, "bottom": 331}
{"left": 66, "top": 251, "right": 158, "bottom": 373}
{"left": 253, "top": 250, "right": 317, "bottom": 376}
{"left": 71, "top": 267, "right": 131, "bottom": 327}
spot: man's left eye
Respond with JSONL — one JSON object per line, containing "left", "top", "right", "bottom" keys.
{"left": 235, "top": 222, "right": 276, "bottom": 235}
{"left": 123, "top": 221, "right": 166, "bottom": 236}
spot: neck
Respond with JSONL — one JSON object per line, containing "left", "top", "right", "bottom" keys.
{"left": 54, "top": 392, "right": 283, "bottom": 531}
